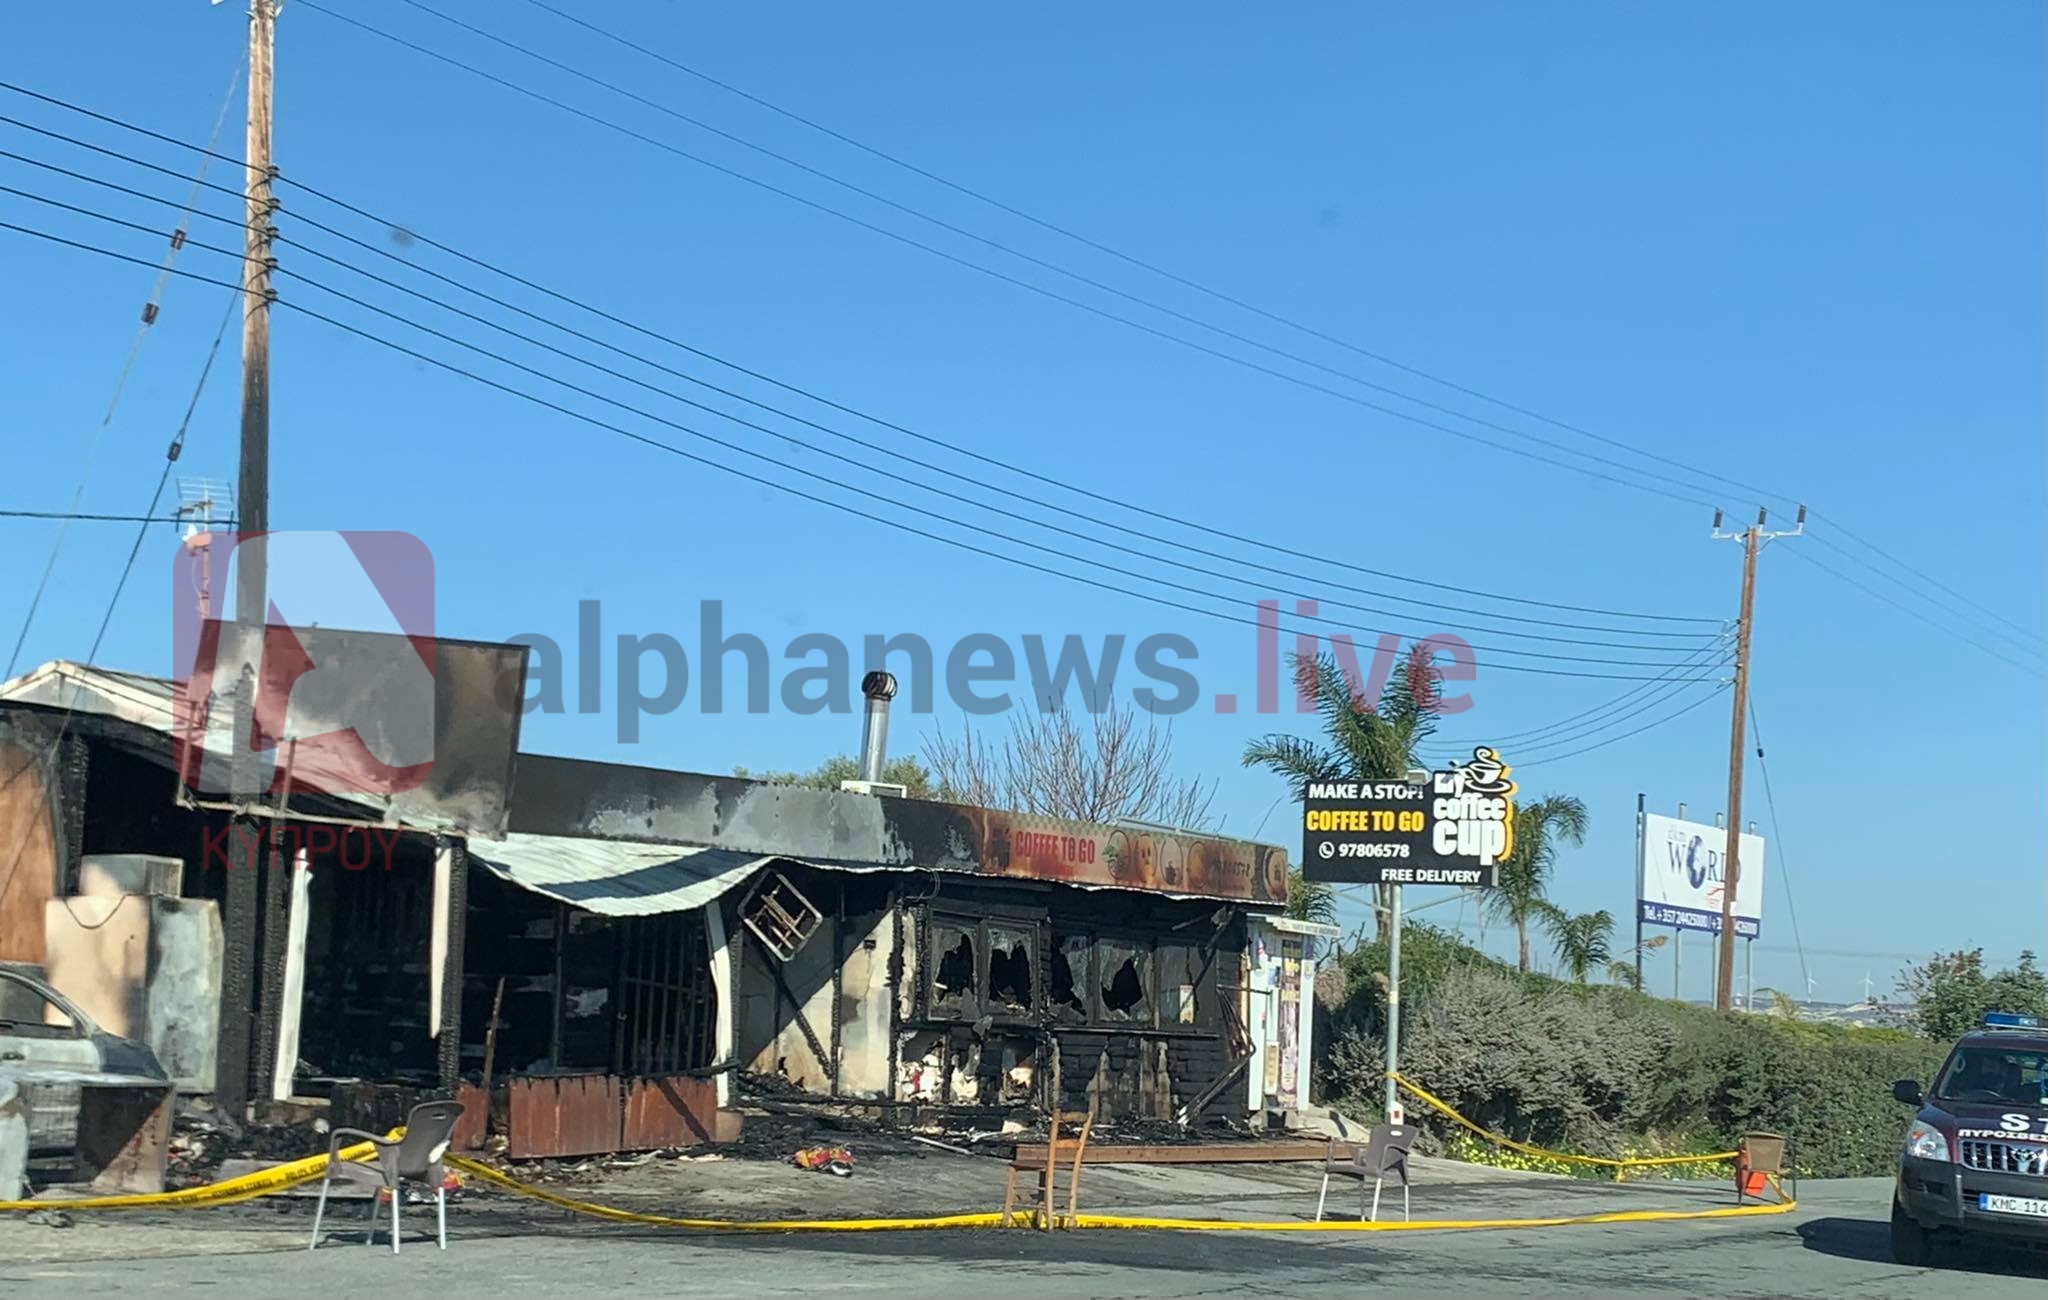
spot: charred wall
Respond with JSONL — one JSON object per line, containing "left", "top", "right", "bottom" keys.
{"left": 895, "top": 876, "right": 1254, "bottom": 1120}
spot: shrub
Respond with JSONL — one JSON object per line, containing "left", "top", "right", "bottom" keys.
{"left": 1318, "top": 931, "right": 1948, "bottom": 1177}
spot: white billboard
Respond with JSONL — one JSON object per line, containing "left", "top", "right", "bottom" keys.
{"left": 1636, "top": 813, "right": 1765, "bottom": 939}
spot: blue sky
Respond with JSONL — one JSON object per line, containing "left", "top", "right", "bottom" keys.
{"left": 2, "top": 2, "right": 2042, "bottom": 1002}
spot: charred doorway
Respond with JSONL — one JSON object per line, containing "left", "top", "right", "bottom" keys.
{"left": 460, "top": 870, "right": 717, "bottom": 1082}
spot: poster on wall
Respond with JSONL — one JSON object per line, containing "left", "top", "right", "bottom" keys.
{"left": 1636, "top": 812, "right": 1766, "bottom": 938}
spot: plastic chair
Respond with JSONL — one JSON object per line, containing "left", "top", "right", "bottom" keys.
{"left": 1735, "top": 1131, "right": 1789, "bottom": 1205}
{"left": 308, "top": 1100, "right": 467, "bottom": 1254}
{"left": 1316, "top": 1119, "right": 1414, "bottom": 1222}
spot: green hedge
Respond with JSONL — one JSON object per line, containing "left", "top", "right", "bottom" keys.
{"left": 1319, "top": 926, "right": 1946, "bottom": 1177}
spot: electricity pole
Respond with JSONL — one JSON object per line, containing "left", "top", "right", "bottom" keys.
{"left": 218, "top": 0, "right": 280, "bottom": 1117}
{"left": 1711, "top": 506, "right": 1802, "bottom": 1011}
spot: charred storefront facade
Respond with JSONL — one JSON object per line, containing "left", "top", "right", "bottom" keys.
{"left": 502, "top": 749, "right": 1295, "bottom": 1126}
{"left": 0, "top": 659, "right": 1316, "bottom": 1160}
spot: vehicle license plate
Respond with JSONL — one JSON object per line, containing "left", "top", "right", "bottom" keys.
{"left": 1979, "top": 1194, "right": 2048, "bottom": 1217}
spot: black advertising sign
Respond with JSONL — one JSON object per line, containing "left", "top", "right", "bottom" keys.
{"left": 1301, "top": 747, "right": 1518, "bottom": 887}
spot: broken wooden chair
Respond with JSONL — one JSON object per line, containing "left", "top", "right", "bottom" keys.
{"left": 308, "top": 1099, "right": 467, "bottom": 1254}
{"left": 1002, "top": 1108, "right": 1093, "bottom": 1230}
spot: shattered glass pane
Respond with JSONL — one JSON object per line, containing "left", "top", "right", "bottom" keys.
{"left": 988, "top": 925, "right": 1035, "bottom": 1012}
{"left": 1099, "top": 941, "right": 1151, "bottom": 1022}
{"left": 931, "top": 925, "right": 976, "bottom": 1017}
{"left": 1051, "top": 933, "right": 1093, "bottom": 1021}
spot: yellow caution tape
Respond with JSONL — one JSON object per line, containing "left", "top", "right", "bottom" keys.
{"left": 1388, "top": 1072, "right": 1738, "bottom": 1175}
{"left": 1073, "top": 1200, "right": 1795, "bottom": 1231}
{"left": 0, "top": 1137, "right": 385, "bottom": 1212}
{"left": 452, "top": 1155, "right": 1792, "bottom": 1233}
{"left": 0, "top": 1100, "right": 1788, "bottom": 1237}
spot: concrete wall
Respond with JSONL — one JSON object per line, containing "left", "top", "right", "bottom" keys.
{"left": 737, "top": 902, "right": 895, "bottom": 1099}
{"left": 43, "top": 895, "right": 222, "bottom": 1093}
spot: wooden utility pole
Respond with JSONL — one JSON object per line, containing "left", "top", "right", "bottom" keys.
{"left": 1714, "top": 524, "right": 1758, "bottom": 1011}
{"left": 237, "top": 0, "right": 276, "bottom": 565}
{"left": 217, "top": 0, "right": 279, "bottom": 1117}
{"left": 1711, "top": 506, "right": 1802, "bottom": 1012}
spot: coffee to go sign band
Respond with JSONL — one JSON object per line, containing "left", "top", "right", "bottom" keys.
{"left": 1300, "top": 748, "right": 1518, "bottom": 887}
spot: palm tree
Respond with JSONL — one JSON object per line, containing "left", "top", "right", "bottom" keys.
{"left": 1285, "top": 868, "right": 1337, "bottom": 926}
{"left": 1542, "top": 906, "right": 1614, "bottom": 983}
{"left": 1607, "top": 960, "right": 1644, "bottom": 990}
{"left": 1483, "top": 794, "right": 1590, "bottom": 973}
{"left": 1244, "top": 650, "right": 1442, "bottom": 940}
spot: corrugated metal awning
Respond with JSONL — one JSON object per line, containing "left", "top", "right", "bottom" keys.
{"left": 466, "top": 832, "right": 781, "bottom": 917}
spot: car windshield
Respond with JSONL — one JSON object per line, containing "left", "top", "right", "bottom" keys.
{"left": 1934, "top": 1045, "right": 2048, "bottom": 1106}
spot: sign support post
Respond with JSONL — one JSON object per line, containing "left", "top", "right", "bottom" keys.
{"left": 1383, "top": 882, "right": 1402, "bottom": 1123}
{"left": 1633, "top": 792, "right": 1646, "bottom": 988}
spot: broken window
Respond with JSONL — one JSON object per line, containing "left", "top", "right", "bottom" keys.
{"left": 1050, "top": 932, "right": 1093, "bottom": 1022}
{"left": 930, "top": 923, "right": 977, "bottom": 1018}
{"left": 1098, "top": 940, "right": 1152, "bottom": 1024}
{"left": 987, "top": 925, "right": 1035, "bottom": 1012}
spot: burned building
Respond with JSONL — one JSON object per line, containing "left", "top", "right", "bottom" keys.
{"left": 0, "top": 659, "right": 1332, "bottom": 1157}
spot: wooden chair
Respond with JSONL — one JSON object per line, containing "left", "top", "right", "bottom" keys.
{"left": 1002, "top": 1109, "right": 1093, "bottom": 1229}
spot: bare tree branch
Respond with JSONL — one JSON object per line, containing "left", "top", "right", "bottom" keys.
{"left": 924, "top": 700, "right": 1216, "bottom": 829}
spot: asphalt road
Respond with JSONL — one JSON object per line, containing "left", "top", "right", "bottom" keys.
{"left": 4, "top": 1176, "right": 2048, "bottom": 1297}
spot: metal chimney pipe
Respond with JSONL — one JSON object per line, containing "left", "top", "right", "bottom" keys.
{"left": 858, "top": 671, "right": 897, "bottom": 783}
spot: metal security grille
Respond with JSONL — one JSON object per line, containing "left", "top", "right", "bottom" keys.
{"left": 612, "top": 912, "right": 715, "bottom": 1077}
{"left": 1960, "top": 1139, "right": 2048, "bottom": 1176}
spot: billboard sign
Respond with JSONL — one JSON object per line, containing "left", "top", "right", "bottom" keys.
{"left": 1301, "top": 747, "right": 1516, "bottom": 887}
{"left": 1637, "top": 812, "right": 1765, "bottom": 938}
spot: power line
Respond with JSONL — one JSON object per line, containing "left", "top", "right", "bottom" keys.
{"left": 1489, "top": 675, "right": 1728, "bottom": 763}
{"left": 0, "top": 216, "right": 1720, "bottom": 684}
{"left": 2, "top": 60, "right": 239, "bottom": 678}
{"left": 519, "top": 1, "right": 2048, "bottom": 667}
{"left": 0, "top": 509, "right": 196, "bottom": 523}
{"left": 8, "top": 79, "right": 2028, "bottom": 680}
{"left": 2, "top": 188, "right": 1721, "bottom": 673}
{"left": 290, "top": 2, "right": 1743, "bottom": 515}
{"left": 513, "top": 0, "right": 1805, "bottom": 519}
{"left": 1779, "top": 544, "right": 2041, "bottom": 677}
{"left": 397, "top": 0, "right": 1775, "bottom": 519}
{"left": 1502, "top": 682, "right": 1729, "bottom": 770}
{"left": 0, "top": 281, "right": 238, "bottom": 911}
{"left": 0, "top": 92, "right": 1730, "bottom": 633}
{"left": 1806, "top": 527, "right": 2044, "bottom": 661}
{"left": 0, "top": 152, "right": 1728, "bottom": 655}
{"left": 1747, "top": 697, "right": 1811, "bottom": 998}
{"left": 1809, "top": 510, "right": 2045, "bottom": 653}
{"left": 1421, "top": 638, "right": 1731, "bottom": 755}
{"left": 1425, "top": 642, "right": 1728, "bottom": 757}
